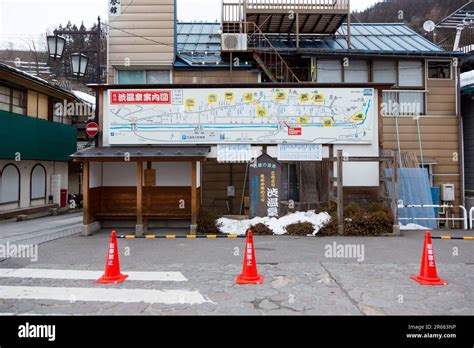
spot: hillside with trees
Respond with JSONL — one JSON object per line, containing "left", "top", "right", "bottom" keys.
{"left": 352, "top": 0, "right": 468, "bottom": 40}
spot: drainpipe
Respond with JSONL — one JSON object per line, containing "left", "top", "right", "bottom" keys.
{"left": 457, "top": 60, "right": 466, "bottom": 207}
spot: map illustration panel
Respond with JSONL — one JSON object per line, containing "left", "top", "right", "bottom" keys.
{"left": 104, "top": 87, "right": 375, "bottom": 145}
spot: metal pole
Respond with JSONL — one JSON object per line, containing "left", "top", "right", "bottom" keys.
{"left": 337, "top": 150, "right": 344, "bottom": 235}
{"left": 96, "top": 16, "right": 101, "bottom": 83}
{"left": 392, "top": 151, "right": 400, "bottom": 235}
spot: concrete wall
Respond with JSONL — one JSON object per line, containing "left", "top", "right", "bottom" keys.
{"left": 0, "top": 160, "right": 68, "bottom": 212}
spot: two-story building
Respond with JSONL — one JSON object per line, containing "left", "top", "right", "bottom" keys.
{"left": 72, "top": 0, "right": 464, "bottom": 235}
{"left": 0, "top": 63, "right": 79, "bottom": 217}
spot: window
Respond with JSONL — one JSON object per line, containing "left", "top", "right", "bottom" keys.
{"left": 0, "top": 85, "right": 10, "bottom": 112}
{"left": 373, "top": 60, "right": 397, "bottom": 84}
{"left": 117, "top": 70, "right": 146, "bottom": 84}
{"left": 31, "top": 164, "right": 47, "bottom": 200}
{"left": 0, "top": 164, "right": 20, "bottom": 204}
{"left": 317, "top": 60, "right": 342, "bottom": 83}
{"left": 0, "top": 85, "right": 26, "bottom": 114}
{"left": 382, "top": 91, "right": 425, "bottom": 116}
{"left": 281, "top": 163, "right": 299, "bottom": 202}
{"left": 428, "top": 61, "right": 452, "bottom": 79}
{"left": 117, "top": 70, "right": 171, "bottom": 84}
{"left": 146, "top": 71, "right": 171, "bottom": 84}
{"left": 344, "top": 60, "right": 369, "bottom": 83}
{"left": 398, "top": 61, "right": 423, "bottom": 87}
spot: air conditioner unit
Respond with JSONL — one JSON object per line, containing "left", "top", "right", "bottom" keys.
{"left": 221, "top": 33, "right": 248, "bottom": 51}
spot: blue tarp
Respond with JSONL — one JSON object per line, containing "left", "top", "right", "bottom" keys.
{"left": 386, "top": 168, "right": 437, "bottom": 229}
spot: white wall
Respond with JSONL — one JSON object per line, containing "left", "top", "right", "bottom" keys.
{"left": 0, "top": 160, "right": 68, "bottom": 211}
{"left": 103, "top": 162, "right": 137, "bottom": 186}
{"left": 152, "top": 162, "right": 191, "bottom": 187}
{"left": 90, "top": 162, "right": 103, "bottom": 188}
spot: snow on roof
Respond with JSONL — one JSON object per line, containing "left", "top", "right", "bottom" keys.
{"left": 461, "top": 70, "right": 474, "bottom": 88}
{"left": 73, "top": 90, "right": 96, "bottom": 106}
{"left": 0, "top": 62, "right": 77, "bottom": 100}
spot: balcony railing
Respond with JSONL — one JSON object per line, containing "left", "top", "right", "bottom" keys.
{"left": 245, "top": 0, "right": 349, "bottom": 10}
{"left": 222, "top": 0, "right": 349, "bottom": 22}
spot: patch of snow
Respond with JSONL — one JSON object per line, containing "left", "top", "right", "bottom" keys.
{"left": 400, "top": 223, "right": 432, "bottom": 230}
{"left": 1, "top": 63, "right": 50, "bottom": 84}
{"left": 216, "top": 211, "right": 332, "bottom": 236}
{"left": 461, "top": 70, "right": 474, "bottom": 88}
{"left": 73, "top": 91, "right": 96, "bottom": 106}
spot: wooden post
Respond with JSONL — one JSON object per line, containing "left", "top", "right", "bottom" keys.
{"left": 391, "top": 151, "right": 400, "bottom": 235}
{"left": 296, "top": 12, "right": 300, "bottom": 49}
{"left": 136, "top": 160, "right": 144, "bottom": 236}
{"left": 82, "top": 161, "right": 91, "bottom": 225}
{"left": 191, "top": 160, "right": 198, "bottom": 234}
{"left": 327, "top": 145, "right": 334, "bottom": 205}
{"left": 337, "top": 150, "right": 344, "bottom": 235}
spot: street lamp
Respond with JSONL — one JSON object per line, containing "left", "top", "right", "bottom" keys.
{"left": 71, "top": 53, "right": 89, "bottom": 78}
{"left": 45, "top": 16, "right": 102, "bottom": 82}
{"left": 46, "top": 35, "right": 66, "bottom": 60}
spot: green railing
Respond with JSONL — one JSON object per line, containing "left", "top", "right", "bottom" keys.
{"left": 0, "top": 110, "right": 77, "bottom": 161}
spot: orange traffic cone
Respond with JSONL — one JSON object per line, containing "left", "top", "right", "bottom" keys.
{"left": 236, "top": 230, "right": 263, "bottom": 285}
{"left": 411, "top": 231, "right": 447, "bottom": 286}
{"left": 96, "top": 231, "right": 128, "bottom": 284}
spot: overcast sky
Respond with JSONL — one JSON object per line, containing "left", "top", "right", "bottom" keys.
{"left": 0, "top": 0, "right": 382, "bottom": 49}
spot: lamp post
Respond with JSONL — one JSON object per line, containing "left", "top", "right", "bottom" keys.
{"left": 71, "top": 53, "right": 89, "bottom": 78}
{"left": 46, "top": 16, "right": 102, "bottom": 83}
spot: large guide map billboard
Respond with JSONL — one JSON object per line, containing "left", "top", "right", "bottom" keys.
{"left": 104, "top": 87, "right": 375, "bottom": 145}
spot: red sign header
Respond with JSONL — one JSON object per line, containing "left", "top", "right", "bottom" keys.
{"left": 288, "top": 127, "right": 302, "bottom": 136}
{"left": 110, "top": 90, "right": 171, "bottom": 104}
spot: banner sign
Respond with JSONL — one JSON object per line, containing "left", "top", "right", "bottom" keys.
{"left": 217, "top": 144, "right": 253, "bottom": 163}
{"left": 249, "top": 154, "right": 281, "bottom": 218}
{"left": 277, "top": 144, "right": 323, "bottom": 161}
{"left": 104, "top": 87, "right": 375, "bottom": 145}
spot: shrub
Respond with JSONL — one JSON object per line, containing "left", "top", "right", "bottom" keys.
{"left": 249, "top": 223, "right": 273, "bottom": 235}
{"left": 319, "top": 202, "right": 393, "bottom": 236}
{"left": 196, "top": 209, "right": 221, "bottom": 234}
{"left": 286, "top": 222, "right": 315, "bottom": 236}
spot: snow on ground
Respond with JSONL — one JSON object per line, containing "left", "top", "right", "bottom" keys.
{"left": 217, "top": 211, "right": 332, "bottom": 236}
{"left": 73, "top": 91, "right": 96, "bottom": 106}
{"left": 400, "top": 223, "right": 432, "bottom": 230}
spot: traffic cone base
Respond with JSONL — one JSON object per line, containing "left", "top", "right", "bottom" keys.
{"left": 410, "top": 275, "right": 448, "bottom": 286}
{"left": 96, "top": 231, "right": 128, "bottom": 284}
{"left": 236, "top": 230, "right": 263, "bottom": 285}
{"left": 236, "top": 274, "right": 264, "bottom": 285}
{"left": 96, "top": 273, "right": 128, "bottom": 284}
{"left": 410, "top": 231, "right": 448, "bottom": 287}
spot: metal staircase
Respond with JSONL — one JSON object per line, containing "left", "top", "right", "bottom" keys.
{"left": 247, "top": 22, "right": 300, "bottom": 82}
{"left": 221, "top": 0, "right": 351, "bottom": 82}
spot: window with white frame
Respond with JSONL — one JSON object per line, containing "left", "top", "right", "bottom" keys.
{"left": 398, "top": 61, "right": 423, "bottom": 87}
{"left": 373, "top": 60, "right": 397, "bottom": 84}
{"left": 31, "top": 164, "right": 47, "bottom": 200}
{"left": 344, "top": 60, "right": 369, "bottom": 83}
{"left": 382, "top": 90, "right": 426, "bottom": 116}
{"left": 117, "top": 70, "right": 171, "bottom": 85}
{"left": 317, "top": 60, "right": 342, "bottom": 83}
{"left": 0, "top": 164, "right": 20, "bottom": 204}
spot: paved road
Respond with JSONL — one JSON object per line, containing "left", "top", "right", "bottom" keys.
{"left": 0, "top": 212, "right": 82, "bottom": 246}
{"left": 0, "top": 228, "right": 473, "bottom": 315}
